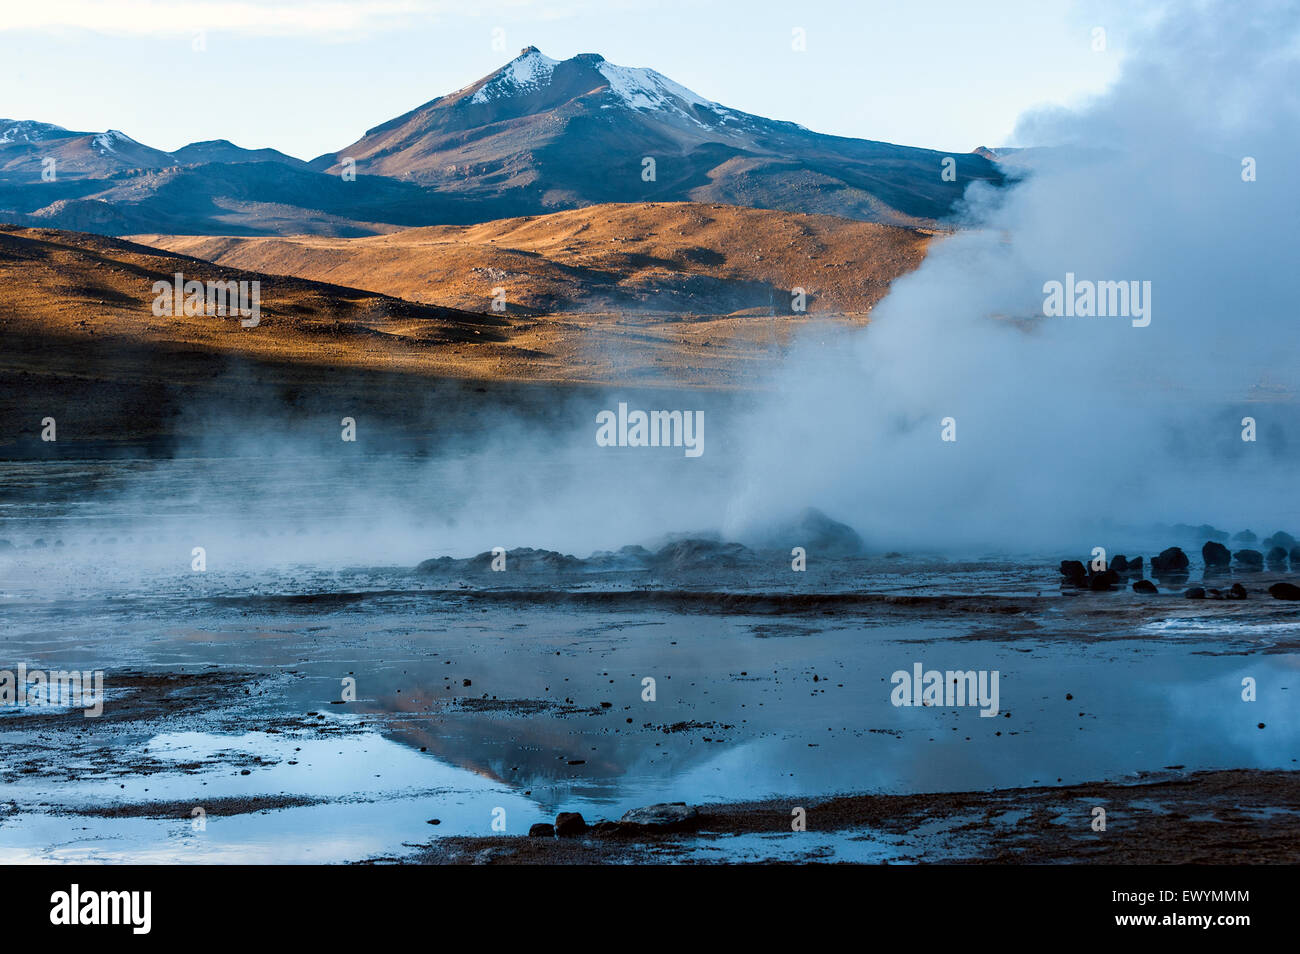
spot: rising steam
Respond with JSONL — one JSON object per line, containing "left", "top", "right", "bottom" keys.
{"left": 724, "top": 0, "right": 1300, "bottom": 551}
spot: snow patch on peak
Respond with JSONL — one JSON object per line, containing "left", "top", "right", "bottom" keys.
{"left": 92, "top": 129, "right": 136, "bottom": 153}
{"left": 594, "top": 62, "right": 725, "bottom": 124}
{"left": 0, "top": 120, "right": 69, "bottom": 144}
{"left": 471, "top": 49, "right": 558, "bottom": 104}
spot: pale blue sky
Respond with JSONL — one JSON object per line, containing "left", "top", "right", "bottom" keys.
{"left": 0, "top": 0, "right": 1125, "bottom": 160}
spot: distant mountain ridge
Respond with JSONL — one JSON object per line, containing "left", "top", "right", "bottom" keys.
{"left": 0, "top": 50, "right": 1004, "bottom": 236}
{"left": 0, "top": 120, "right": 304, "bottom": 179}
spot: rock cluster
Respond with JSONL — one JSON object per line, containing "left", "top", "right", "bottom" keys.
{"left": 1060, "top": 530, "right": 1300, "bottom": 600}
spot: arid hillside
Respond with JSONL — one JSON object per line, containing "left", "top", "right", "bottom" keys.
{"left": 0, "top": 224, "right": 501, "bottom": 363}
{"left": 135, "top": 201, "right": 935, "bottom": 315}
{"left": 1, "top": 208, "right": 937, "bottom": 449}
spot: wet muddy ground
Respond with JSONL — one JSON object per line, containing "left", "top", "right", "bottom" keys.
{"left": 3, "top": 563, "right": 1298, "bottom": 862}
{"left": 2, "top": 459, "right": 1298, "bottom": 863}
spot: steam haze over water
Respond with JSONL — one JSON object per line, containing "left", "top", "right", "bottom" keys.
{"left": 726, "top": 0, "right": 1300, "bottom": 551}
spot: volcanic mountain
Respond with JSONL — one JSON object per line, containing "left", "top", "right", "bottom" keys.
{"left": 0, "top": 52, "right": 1002, "bottom": 236}
{"left": 315, "top": 47, "right": 1002, "bottom": 227}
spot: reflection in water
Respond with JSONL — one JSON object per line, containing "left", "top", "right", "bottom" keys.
{"left": 1, "top": 459, "right": 1296, "bottom": 862}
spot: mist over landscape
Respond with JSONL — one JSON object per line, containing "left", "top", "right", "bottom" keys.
{"left": 727, "top": 0, "right": 1300, "bottom": 551}
{"left": 2, "top": 0, "right": 1298, "bottom": 881}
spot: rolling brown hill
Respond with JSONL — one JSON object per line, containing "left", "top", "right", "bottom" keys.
{"left": 0, "top": 224, "right": 500, "bottom": 362}
{"left": 134, "top": 202, "right": 936, "bottom": 316}
{"left": 1, "top": 217, "right": 920, "bottom": 452}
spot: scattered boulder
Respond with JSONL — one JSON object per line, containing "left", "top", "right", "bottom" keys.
{"left": 1151, "top": 547, "right": 1189, "bottom": 574}
{"left": 1184, "top": 587, "right": 1207, "bottom": 599}
{"left": 1266, "top": 546, "right": 1288, "bottom": 566}
{"left": 652, "top": 539, "right": 752, "bottom": 571}
{"left": 493, "top": 547, "right": 584, "bottom": 572}
{"left": 1132, "top": 579, "right": 1158, "bottom": 594}
{"left": 1233, "top": 530, "right": 1257, "bottom": 543}
{"left": 1268, "top": 582, "right": 1300, "bottom": 601}
{"left": 554, "top": 812, "right": 587, "bottom": 836}
{"left": 1292, "top": 547, "right": 1300, "bottom": 566}
{"left": 618, "top": 802, "right": 701, "bottom": 831}
{"left": 416, "top": 547, "right": 585, "bottom": 575}
{"left": 1202, "top": 541, "right": 1231, "bottom": 568}
{"left": 528, "top": 823, "right": 555, "bottom": 838}
{"left": 789, "top": 508, "right": 865, "bottom": 557}
{"left": 1128, "top": 556, "right": 1143, "bottom": 572}
{"left": 1229, "top": 583, "right": 1248, "bottom": 600}
{"left": 586, "top": 545, "right": 654, "bottom": 570}
{"left": 1059, "top": 560, "right": 1087, "bottom": 586}
{"left": 1234, "top": 549, "right": 1264, "bottom": 570}
{"left": 1089, "top": 569, "right": 1120, "bottom": 591}
{"left": 1110, "top": 554, "right": 1129, "bottom": 573}
{"left": 1264, "top": 531, "right": 1298, "bottom": 551}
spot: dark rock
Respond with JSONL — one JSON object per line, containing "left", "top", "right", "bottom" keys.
{"left": 1228, "top": 583, "right": 1248, "bottom": 600}
{"left": 414, "top": 555, "right": 457, "bottom": 573}
{"left": 1234, "top": 548, "right": 1263, "bottom": 569}
{"left": 1184, "top": 587, "right": 1206, "bottom": 599}
{"left": 1206, "top": 588, "right": 1225, "bottom": 600}
{"left": 652, "top": 538, "right": 753, "bottom": 571}
{"left": 1132, "top": 579, "right": 1158, "bottom": 594}
{"left": 618, "top": 802, "right": 701, "bottom": 831}
{"left": 1268, "top": 582, "right": 1300, "bottom": 600}
{"left": 1151, "top": 547, "right": 1189, "bottom": 574}
{"left": 1110, "top": 554, "right": 1129, "bottom": 573}
{"left": 1266, "top": 546, "right": 1288, "bottom": 565}
{"left": 1233, "top": 530, "right": 1257, "bottom": 543}
{"left": 1264, "top": 531, "right": 1298, "bottom": 551}
{"left": 1059, "top": 560, "right": 1087, "bottom": 585}
{"left": 1089, "top": 569, "right": 1120, "bottom": 590}
{"left": 1128, "top": 556, "right": 1143, "bottom": 571}
{"left": 416, "top": 546, "right": 586, "bottom": 575}
{"left": 1202, "top": 541, "right": 1231, "bottom": 568}
{"left": 528, "top": 823, "right": 555, "bottom": 838}
{"left": 493, "top": 547, "right": 584, "bottom": 572}
{"left": 790, "top": 507, "right": 865, "bottom": 557}
{"left": 1292, "top": 547, "right": 1300, "bottom": 565}
{"left": 585, "top": 545, "right": 654, "bottom": 570}
{"left": 554, "top": 812, "right": 587, "bottom": 836}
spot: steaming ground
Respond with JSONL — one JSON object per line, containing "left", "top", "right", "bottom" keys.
{"left": 3, "top": 0, "right": 1300, "bottom": 864}
{"left": 5, "top": 447, "right": 1300, "bottom": 863}
{"left": 4, "top": 484, "right": 1300, "bottom": 863}
{"left": 723, "top": 0, "right": 1300, "bottom": 550}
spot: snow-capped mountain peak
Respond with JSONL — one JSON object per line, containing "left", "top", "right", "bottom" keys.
{"left": 92, "top": 129, "right": 138, "bottom": 154}
{"left": 463, "top": 48, "right": 729, "bottom": 127}
{"left": 470, "top": 47, "right": 558, "bottom": 104}
{"left": 0, "top": 119, "right": 72, "bottom": 144}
